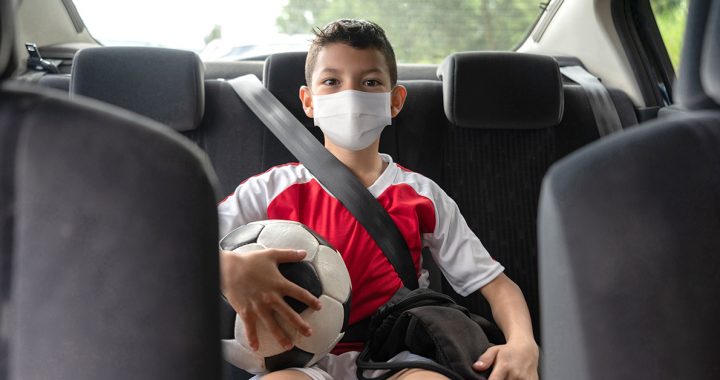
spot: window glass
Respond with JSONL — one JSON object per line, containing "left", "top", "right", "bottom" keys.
{"left": 73, "top": 0, "right": 543, "bottom": 63}
{"left": 650, "top": 0, "right": 688, "bottom": 70}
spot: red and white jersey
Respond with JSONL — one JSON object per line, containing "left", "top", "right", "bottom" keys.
{"left": 218, "top": 154, "right": 503, "bottom": 349}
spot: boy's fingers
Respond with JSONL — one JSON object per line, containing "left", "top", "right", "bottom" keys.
{"left": 272, "top": 295, "right": 313, "bottom": 337}
{"left": 271, "top": 249, "right": 307, "bottom": 264}
{"left": 283, "top": 281, "right": 322, "bottom": 311}
{"left": 240, "top": 310, "right": 259, "bottom": 351}
{"left": 474, "top": 346, "right": 499, "bottom": 370}
{"left": 257, "top": 308, "right": 293, "bottom": 351}
{"left": 488, "top": 364, "right": 508, "bottom": 380}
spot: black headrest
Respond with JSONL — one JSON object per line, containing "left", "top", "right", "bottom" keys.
{"left": 70, "top": 47, "right": 205, "bottom": 131}
{"left": 437, "top": 52, "right": 563, "bottom": 129}
{"left": 675, "top": 0, "right": 718, "bottom": 110}
{"left": 263, "top": 52, "right": 308, "bottom": 122}
{"left": 701, "top": 0, "right": 720, "bottom": 105}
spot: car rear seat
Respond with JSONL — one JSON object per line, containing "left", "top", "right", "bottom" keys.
{"left": 182, "top": 79, "right": 267, "bottom": 196}
{"left": 65, "top": 46, "right": 638, "bottom": 344}
{"left": 436, "top": 51, "right": 638, "bottom": 339}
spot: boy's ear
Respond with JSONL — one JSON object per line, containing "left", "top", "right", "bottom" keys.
{"left": 299, "top": 85, "right": 314, "bottom": 118}
{"left": 390, "top": 84, "right": 407, "bottom": 118}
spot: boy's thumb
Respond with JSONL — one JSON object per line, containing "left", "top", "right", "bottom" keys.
{"left": 474, "top": 346, "right": 499, "bottom": 370}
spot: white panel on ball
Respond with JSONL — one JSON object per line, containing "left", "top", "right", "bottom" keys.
{"left": 257, "top": 221, "right": 319, "bottom": 262}
{"left": 230, "top": 243, "right": 266, "bottom": 254}
{"left": 314, "top": 245, "right": 351, "bottom": 303}
{"left": 308, "top": 332, "right": 344, "bottom": 367}
{"left": 221, "top": 338, "right": 266, "bottom": 374}
{"left": 233, "top": 309, "right": 300, "bottom": 357}
{"left": 294, "top": 295, "right": 344, "bottom": 355}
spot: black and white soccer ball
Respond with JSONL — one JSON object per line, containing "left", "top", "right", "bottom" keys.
{"left": 220, "top": 220, "right": 351, "bottom": 373}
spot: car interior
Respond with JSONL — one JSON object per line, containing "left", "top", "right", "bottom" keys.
{"left": 1, "top": 0, "right": 718, "bottom": 379}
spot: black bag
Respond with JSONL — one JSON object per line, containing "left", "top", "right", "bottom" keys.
{"left": 356, "top": 287, "right": 505, "bottom": 380}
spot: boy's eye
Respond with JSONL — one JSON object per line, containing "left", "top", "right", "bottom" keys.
{"left": 363, "top": 79, "right": 381, "bottom": 87}
{"left": 322, "top": 79, "right": 338, "bottom": 86}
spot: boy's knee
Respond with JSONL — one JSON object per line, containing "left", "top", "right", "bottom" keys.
{"left": 261, "top": 369, "right": 313, "bottom": 380}
{"left": 389, "top": 368, "right": 450, "bottom": 380}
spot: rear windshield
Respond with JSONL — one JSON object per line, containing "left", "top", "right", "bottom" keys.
{"left": 72, "top": 0, "right": 543, "bottom": 64}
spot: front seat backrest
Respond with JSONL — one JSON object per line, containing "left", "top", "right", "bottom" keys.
{"left": 538, "top": 0, "right": 720, "bottom": 378}
{"left": 4, "top": 84, "right": 223, "bottom": 380}
{"left": 1, "top": 6, "right": 222, "bottom": 375}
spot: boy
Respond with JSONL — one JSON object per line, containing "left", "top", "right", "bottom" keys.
{"left": 218, "top": 19, "right": 539, "bottom": 380}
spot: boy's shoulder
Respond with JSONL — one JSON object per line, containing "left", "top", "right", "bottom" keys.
{"left": 236, "top": 162, "right": 315, "bottom": 193}
{"left": 247, "top": 162, "right": 309, "bottom": 182}
{"left": 391, "top": 162, "right": 441, "bottom": 191}
{"left": 383, "top": 161, "right": 451, "bottom": 207}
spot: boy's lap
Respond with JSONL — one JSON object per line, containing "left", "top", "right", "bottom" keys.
{"left": 389, "top": 368, "right": 450, "bottom": 380}
{"left": 252, "top": 350, "right": 443, "bottom": 380}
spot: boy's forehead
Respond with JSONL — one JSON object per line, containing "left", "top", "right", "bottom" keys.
{"left": 312, "top": 43, "right": 390, "bottom": 78}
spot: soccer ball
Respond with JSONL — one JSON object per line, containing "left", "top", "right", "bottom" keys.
{"left": 220, "top": 220, "right": 352, "bottom": 373}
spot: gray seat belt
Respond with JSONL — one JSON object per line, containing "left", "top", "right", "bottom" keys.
{"left": 227, "top": 74, "right": 419, "bottom": 290}
{"left": 560, "top": 65, "right": 623, "bottom": 136}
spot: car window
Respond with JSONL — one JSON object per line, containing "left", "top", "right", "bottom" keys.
{"left": 72, "top": 0, "right": 543, "bottom": 63}
{"left": 650, "top": 0, "right": 688, "bottom": 70}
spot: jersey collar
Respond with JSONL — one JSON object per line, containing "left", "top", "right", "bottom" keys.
{"left": 367, "top": 153, "right": 399, "bottom": 198}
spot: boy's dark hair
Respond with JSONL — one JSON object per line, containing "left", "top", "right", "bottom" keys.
{"left": 305, "top": 19, "right": 398, "bottom": 87}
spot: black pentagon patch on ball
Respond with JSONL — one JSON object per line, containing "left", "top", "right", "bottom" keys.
{"left": 278, "top": 261, "right": 323, "bottom": 314}
{"left": 265, "top": 346, "right": 314, "bottom": 371}
{"left": 220, "top": 223, "right": 265, "bottom": 251}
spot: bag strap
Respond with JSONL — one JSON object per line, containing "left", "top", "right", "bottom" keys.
{"left": 227, "top": 75, "right": 419, "bottom": 290}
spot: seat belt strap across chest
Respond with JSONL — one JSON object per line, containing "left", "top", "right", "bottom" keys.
{"left": 227, "top": 74, "right": 419, "bottom": 290}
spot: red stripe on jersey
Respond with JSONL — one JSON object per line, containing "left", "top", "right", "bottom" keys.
{"left": 266, "top": 179, "right": 437, "bottom": 353}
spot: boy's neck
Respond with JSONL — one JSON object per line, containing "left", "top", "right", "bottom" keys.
{"left": 325, "top": 141, "right": 387, "bottom": 188}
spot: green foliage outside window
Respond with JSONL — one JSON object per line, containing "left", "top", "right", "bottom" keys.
{"left": 276, "top": 0, "right": 543, "bottom": 64}
{"left": 651, "top": 0, "right": 688, "bottom": 70}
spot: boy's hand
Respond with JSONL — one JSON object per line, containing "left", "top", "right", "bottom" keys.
{"left": 220, "top": 248, "right": 322, "bottom": 351}
{"left": 473, "top": 339, "right": 539, "bottom": 380}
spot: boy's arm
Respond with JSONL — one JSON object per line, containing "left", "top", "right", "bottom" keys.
{"left": 475, "top": 273, "right": 539, "bottom": 380}
{"left": 218, "top": 168, "right": 322, "bottom": 351}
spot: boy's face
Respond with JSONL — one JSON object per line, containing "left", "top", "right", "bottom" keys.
{"left": 299, "top": 43, "right": 406, "bottom": 119}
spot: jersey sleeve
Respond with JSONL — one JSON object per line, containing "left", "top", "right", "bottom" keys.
{"left": 217, "top": 172, "right": 273, "bottom": 239}
{"left": 422, "top": 184, "right": 504, "bottom": 296}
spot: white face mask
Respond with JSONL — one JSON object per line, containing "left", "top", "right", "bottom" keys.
{"left": 312, "top": 90, "right": 392, "bottom": 151}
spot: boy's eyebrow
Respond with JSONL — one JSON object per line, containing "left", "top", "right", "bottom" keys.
{"left": 315, "top": 67, "right": 387, "bottom": 77}
{"left": 316, "top": 68, "right": 341, "bottom": 76}
{"left": 360, "top": 68, "right": 385, "bottom": 76}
